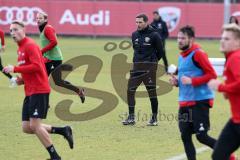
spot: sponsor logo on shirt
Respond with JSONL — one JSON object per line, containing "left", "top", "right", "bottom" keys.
{"left": 18, "top": 60, "right": 26, "bottom": 65}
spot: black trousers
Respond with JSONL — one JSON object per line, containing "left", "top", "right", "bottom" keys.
{"left": 212, "top": 120, "right": 240, "bottom": 160}
{"left": 127, "top": 62, "right": 158, "bottom": 115}
{"left": 46, "top": 60, "right": 79, "bottom": 93}
{"left": 0, "top": 56, "right": 12, "bottom": 79}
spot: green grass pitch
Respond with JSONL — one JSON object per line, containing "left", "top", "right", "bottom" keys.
{"left": 0, "top": 36, "right": 237, "bottom": 160}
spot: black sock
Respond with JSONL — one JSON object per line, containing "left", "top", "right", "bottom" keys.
{"left": 51, "top": 127, "right": 65, "bottom": 136}
{"left": 129, "top": 106, "right": 135, "bottom": 115}
{"left": 46, "top": 145, "right": 60, "bottom": 159}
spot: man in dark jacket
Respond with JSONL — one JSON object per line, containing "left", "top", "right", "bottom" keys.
{"left": 122, "top": 14, "right": 164, "bottom": 126}
{"left": 151, "top": 11, "right": 169, "bottom": 72}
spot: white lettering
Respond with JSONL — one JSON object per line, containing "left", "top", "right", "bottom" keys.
{"left": 90, "top": 10, "right": 103, "bottom": 25}
{"left": 60, "top": 9, "right": 76, "bottom": 25}
{"left": 76, "top": 14, "right": 89, "bottom": 25}
{"left": 105, "top": 11, "right": 110, "bottom": 25}
{"left": 18, "top": 60, "right": 26, "bottom": 65}
{"left": 60, "top": 10, "right": 110, "bottom": 26}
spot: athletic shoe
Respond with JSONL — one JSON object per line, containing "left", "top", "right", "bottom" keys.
{"left": 122, "top": 114, "right": 135, "bottom": 125}
{"left": 147, "top": 115, "right": 158, "bottom": 126}
{"left": 78, "top": 88, "right": 85, "bottom": 103}
{"left": 63, "top": 126, "right": 74, "bottom": 149}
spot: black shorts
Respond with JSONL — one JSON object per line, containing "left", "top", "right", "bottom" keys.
{"left": 178, "top": 101, "right": 211, "bottom": 134}
{"left": 22, "top": 93, "right": 50, "bottom": 121}
{"left": 45, "top": 60, "right": 62, "bottom": 76}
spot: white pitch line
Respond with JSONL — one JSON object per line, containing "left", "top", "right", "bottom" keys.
{"left": 165, "top": 146, "right": 209, "bottom": 160}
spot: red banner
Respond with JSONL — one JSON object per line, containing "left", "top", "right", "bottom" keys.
{"left": 0, "top": 0, "right": 239, "bottom": 38}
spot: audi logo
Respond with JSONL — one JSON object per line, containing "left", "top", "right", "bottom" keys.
{"left": 0, "top": 6, "right": 44, "bottom": 25}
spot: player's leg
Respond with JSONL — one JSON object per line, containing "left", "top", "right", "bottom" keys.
{"left": 22, "top": 96, "right": 33, "bottom": 133}
{"left": 30, "top": 118, "right": 61, "bottom": 160}
{"left": 21, "top": 95, "right": 59, "bottom": 159}
{"left": 212, "top": 120, "right": 240, "bottom": 160}
{"left": 143, "top": 65, "right": 158, "bottom": 126}
{"left": 30, "top": 93, "right": 73, "bottom": 148}
{"left": 51, "top": 61, "right": 85, "bottom": 103}
{"left": 45, "top": 61, "right": 53, "bottom": 76}
{"left": 22, "top": 121, "right": 72, "bottom": 139}
{"left": 122, "top": 68, "right": 143, "bottom": 125}
{"left": 179, "top": 107, "right": 196, "bottom": 160}
{"left": 193, "top": 102, "right": 216, "bottom": 148}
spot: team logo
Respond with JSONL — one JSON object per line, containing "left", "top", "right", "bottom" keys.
{"left": 33, "top": 109, "right": 39, "bottom": 116}
{"left": 145, "top": 37, "right": 150, "bottom": 43}
{"left": 157, "top": 7, "right": 181, "bottom": 32}
{"left": 0, "top": 6, "right": 44, "bottom": 25}
{"left": 199, "top": 123, "right": 205, "bottom": 131}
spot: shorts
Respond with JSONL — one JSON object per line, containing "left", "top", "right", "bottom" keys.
{"left": 22, "top": 93, "right": 49, "bottom": 121}
{"left": 45, "top": 60, "right": 62, "bottom": 76}
{"left": 178, "top": 101, "right": 211, "bottom": 134}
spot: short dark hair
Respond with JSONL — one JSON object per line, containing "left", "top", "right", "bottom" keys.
{"left": 11, "top": 20, "right": 25, "bottom": 28}
{"left": 229, "top": 16, "right": 239, "bottom": 25}
{"left": 179, "top": 25, "right": 195, "bottom": 38}
{"left": 153, "top": 11, "right": 159, "bottom": 15}
{"left": 136, "top": 14, "right": 148, "bottom": 22}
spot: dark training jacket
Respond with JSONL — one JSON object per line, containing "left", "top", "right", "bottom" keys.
{"left": 150, "top": 18, "right": 169, "bottom": 40}
{"left": 131, "top": 25, "right": 164, "bottom": 62}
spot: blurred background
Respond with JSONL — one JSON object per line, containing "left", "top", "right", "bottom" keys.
{"left": 0, "top": 0, "right": 239, "bottom": 38}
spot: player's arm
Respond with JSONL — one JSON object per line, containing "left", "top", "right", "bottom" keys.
{"left": 218, "top": 57, "right": 240, "bottom": 94}
{"left": 41, "top": 26, "right": 57, "bottom": 54}
{"left": 162, "top": 21, "right": 169, "bottom": 39}
{"left": 191, "top": 50, "right": 217, "bottom": 86}
{"left": 14, "top": 45, "right": 41, "bottom": 73}
{"left": 152, "top": 32, "right": 164, "bottom": 61}
{"left": 0, "top": 30, "right": 5, "bottom": 50}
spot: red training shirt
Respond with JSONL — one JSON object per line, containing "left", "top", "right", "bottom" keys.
{"left": 13, "top": 37, "right": 50, "bottom": 96}
{"left": 0, "top": 29, "right": 5, "bottom": 46}
{"left": 41, "top": 24, "right": 58, "bottom": 54}
{"left": 218, "top": 49, "right": 240, "bottom": 123}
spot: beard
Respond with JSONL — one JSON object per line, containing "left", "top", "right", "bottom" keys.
{"left": 180, "top": 44, "right": 190, "bottom": 51}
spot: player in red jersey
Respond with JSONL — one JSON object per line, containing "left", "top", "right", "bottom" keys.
{"left": 208, "top": 23, "right": 240, "bottom": 160}
{"left": 3, "top": 21, "right": 74, "bottom": 160}
{"left": 0, "top": 28, "right": 15, "bottom": 84}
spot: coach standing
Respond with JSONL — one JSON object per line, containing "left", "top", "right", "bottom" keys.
{"left": 151, "top": 11, "right": 169, "bottom": 72}
{"left": 122, "top": 14, "right": 164, "bottom": 126}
